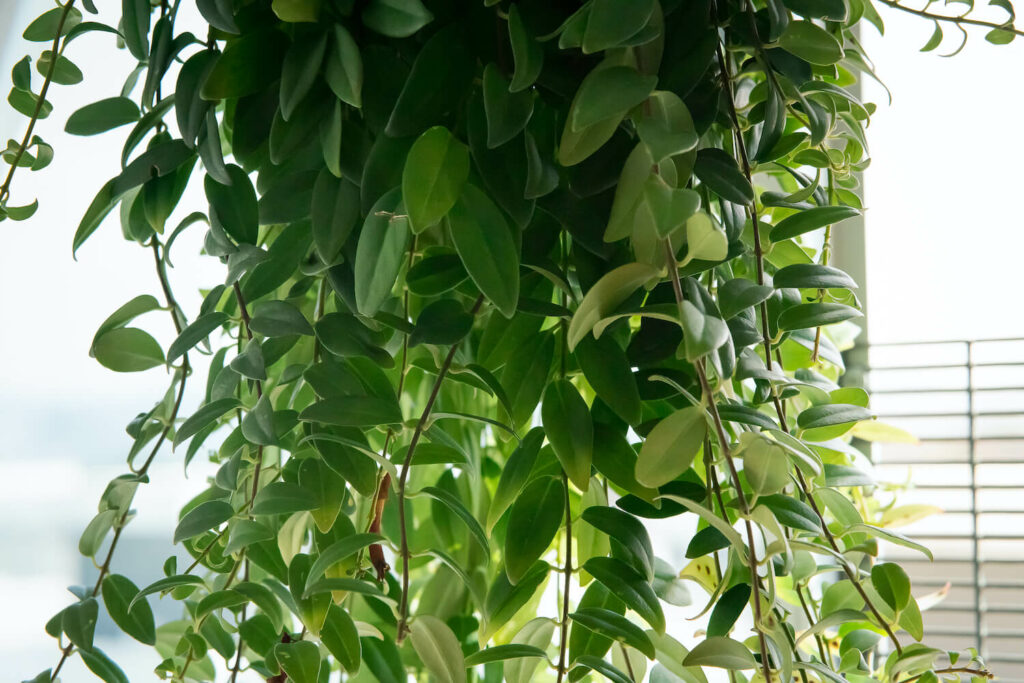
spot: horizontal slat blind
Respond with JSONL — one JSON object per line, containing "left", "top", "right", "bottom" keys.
{"left": 869, "top": 339, "right": 1024, "bottom": 678}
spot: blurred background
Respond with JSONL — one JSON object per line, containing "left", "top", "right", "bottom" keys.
{"left": 1, "top": 2, "right": 1023, "bottom": 681}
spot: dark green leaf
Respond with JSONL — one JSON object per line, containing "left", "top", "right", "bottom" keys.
{"left": 205, "top": 165, "right": 258, "bottom": 245}
{"left": 770, "top": 206, "right": 860, "bottom": 241}
{"left": 777, "top": 303, "right": 862, "bottom": 330}
{"left": 686, "top": 525, "right": 731, "bottom": 558}
{"left": 541, "top": 379, "right": 594, "bottom": 491}
{"left": 321, "top": 604, "right": 361, "bottom": 673}
{"left": 584, "top": 556, "right": 665, "bottom": 634}
{"left": 772, "top": 264, "right": 858, "bottom": 290}
{"left": 362, "top": 0, "right": 433, "bottom": 38}
{"left": 354, "top": 187, "right": 409, "bottom": 316}
{"left": 299, "top": 396, "right": 403, "bottom": 427}
{"left": 167, "top": 312, "right": 227, "bottom": 363}
{"left": 582, "top": 506, "right": 654, "bottom": 582}
{"left": 62, "top": 598, "right": 98, "bottom": 651}
{"left": 758, "top": 494, "right": 821, "bottom": 532}
{"left": 252, "top": 482, "right": 318, "bottom": 515}
{"left": 464, "top": 644, "right": 549, "bottom": 667}
{"left": 571, "top": 66, "right": 657, "bottom": 131}
{"left": 707, "top": 583, "right": 750, "bottom": 637}
{"left": 65, "top": 97, "right": 140, "bottom": 136}
{"left": 174, "top": 398, "right": 239, "bottom": 448}
{"left": 694, "top": 148, "right": 754, "bottom": 204}
{"left": 447, "top": 184, "right": 520, "bottom": 317}
{"left": 505, "top": 476, "right": 563, "bottom": 585}
{"left": 482, "top": 63, "right": 534, "bottom": 148}
{"left": 174, "top": 500, "right": 233, "bottom": 544}
{"left": 569, "top": 607, "right": 655, "bottom": 658}
{"left": 274, "top": 640, "right": 321, "bottom": 683}
{"left": 798, "top": 404, "right": 873, "bottom": 430}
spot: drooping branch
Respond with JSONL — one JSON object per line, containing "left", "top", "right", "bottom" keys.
{"left": 876, "top": 0, "right": 1022, "bottom": 37}
{"left": 395, "top": 295, "right": 485, "bottom": 640}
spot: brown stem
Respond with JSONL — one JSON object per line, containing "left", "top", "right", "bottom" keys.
{"left": 876, "top": 0, "right": 1022, "bottom": 36}
{"left": 556, "top": 472, "right": 573, "bottom": 683}
{"left": 0, "top": 0, "right": 76, "bottom": 205}
{"left": 395, "top": 295, "right": 485, "bottom": 640}
{"left": 903, "top": 667, "right": 993, "bottom": 683}
{"left": 665, "top": 240, "right": 772, "bottom": 681}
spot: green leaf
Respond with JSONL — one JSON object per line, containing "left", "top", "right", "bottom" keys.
{"left": 65, "top": 98, "right": 141, "bottom": 137}
{"left": 37, "top": 50, "right": 82, "bottom": 84}
{"left": 798, "top": 404, "right": 873, "bottom": 430}
{"left": 641, "top": 177, "right": 702, "bottom": 240}
{"left": 571, "top": 65, "right": 657, "bottom": 131}
{"left": 777, "top": 303, "right": 862, "bottom": 330}
{"left": 274, "top": 640, "right": 321, "bottom": 683}
{"left": 507, "top": 4, "right": 543, "bottom": 92}
{"left": 321, "top": 604, "right": 361, "bottom": 673}
{"left": 174, "top": 398, "right": 239, "bottom": 448}
{"left": 174, "top": 500, "right": 233, "bottom": 544}
{"left": 483, "top": 561, "right": 550, "bottom": 641}
{"left": 778, "top": 20, "right": 845, "bottom": 65}
{"left": 541, "top": 379, "right": 594, "bottom": 491}
{"left": 252, "top": 482, "right": 318, "bottom": 515}
{"left": 584, "top": 557, "right": 665, "bottom": 634}
{"left": 62, "top": 598, "right": 98, "bottom": 651}
{"left": 23, "top": 7, "right": 82, "bottom": 42}
{"left": 505, "top": 476, "right": 563, "bottom": 585}
{"left": 325, "top": 25, "right": 362, "bottom": 107}
{"left": 758, "top": 494, "right": 821, "bottom": 532}
{"left": 571, "top": 655, "right": 633, "bottom": 683}
{"left": 683, "top": 212, "right": 728, "bottom": 262}
{"left": 311, "top": 171, "right": 359, "bottom": 263}
{"left": 224, "top": 519, "right": 275, "bottom": 555}
{"left": 871, "top": 562, "right": 911, "bottom": 612}
{"left": 241, "top": 394, "right": 279, "bottom": 447}
{"left": 718, "top": 279, "right": 774, "bottom": 320}
{"left": 129, "top": 574, "right": 206, "bottom": 611}
{"left": 582, "top": 506, "right": 654, "bottom": 582}
{"left": 409, "top": 299, "right": 474, "bottom": 348}
{"left": 415, "top": 486, "right": 489, "bottom": 552}
{"left": 304, "top": 534, "right": 385, "bottom": 590}
{"left": 249, "top": 300, "right": 313, "bottom": 337}
{"left": 91, "top": 296, "right": 162, "bottom": 351}
{"left": 636, "top": 406, "right": 706, "bottom": 488}
{"left": 447, "top": 184, "right": 520, "bottom": 317}
{"left": 635, "top": 91, "right": 699, "bottom": 163}
{"left": 79, "top": 647, "right": 129, "bottom": 683}
{"left": 93, "top": 328, "right": 165, "bottom": 372}
{"left": 205, "top": 165, "right": 259, "bottom": 245}
{"left": 195, "top": 589, "right": 248, "bottom": 622}
{"left": 354, "top": 187, "right": 409, "bottom": 316}
{"left": 583, "top": 0, "right": 656, "bottom": 53}
{"left": 299, "top": 396, "right": 403, "bottom": 427}
{"left": 507, "top": 619, "right": 557, "bottom": 683}
{"left": 682, "top": 636, "right": 756, "bottom": 669}
{"left": 465, "top": 644, "right": 549, "bottom": 667}
{"left": 385, "top": 26, "right": 473, "bottom": 136}
{"left": 200, "top": 29, "right": 287, "bottom": 100}
{"left": 102, "top": 575, "right": 157, "bottom": 645}
{"left": 707, "top": 583, "right": 750, "bottom": 637}
{"left": 685, "top": 526, "right": 731, "bottom": 559}
{"left": 78, "top": 510, "right": 116, "bottom": 558}
{"left": 847, "top": 524, "right": 933, "bottom": 560}
{"left": 362, "top": 0, "right": 433, "bottom": 38}
{"left": 568, "top": 263, "right": 659, "bottom": 350}
{"left": 482, "top": 63, "right": 534, "bottom": 148}
{"left": 167, "top": 312, "right": 228, "bottom": 363}
{"left": 569, "top": 607, "right": 655, "bottom": 659}
{"left": 679, "top": 301, "right": 729, "bottom": 361}
{"left": 280, "top": 32, "right": 327, "bottom": 119}
{"left": 741, "top": 435, "right": 790, "bottom": 496}
{"left": 409, "top": 615, "right": 465, "bottom": 683}
{"left": 772, "top": 264, "right": 858, "bottom": 290}
{"left": 769, "top": 206, "right": 860, "bottom": 241}
{"left": 575, "top": 334, "right": 642, "bottom": 426}
{"left": 230, "top": 339, "right": 266, "bottom": 381}
{"left": 488, "top": 427, "right": 544, "bottom": 530}
{"left": 693, "top": 149, "right": 753, "bottom": 205}
{"left": 402, "top": 126, "right": 470, "bottom": 233}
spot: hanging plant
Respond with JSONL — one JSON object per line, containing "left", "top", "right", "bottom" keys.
{"left": 2, "top": 0, "right": 1019, "bottom": 682}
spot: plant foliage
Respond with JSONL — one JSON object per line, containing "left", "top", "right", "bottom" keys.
{"left": 2, "top": 0, "right": 1018, "bottom": 682}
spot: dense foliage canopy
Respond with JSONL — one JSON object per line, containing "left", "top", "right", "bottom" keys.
{"left": 3, "top": 0, "right": 1020, "bottom": 682}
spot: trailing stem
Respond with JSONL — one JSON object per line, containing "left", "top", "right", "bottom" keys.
{"left": 664, "top": 240, "right": 773, "bottom": 682}
{"left": 0, "top": 0, "right": 76, "bottom": 205}
{"left": 708, "top": 15, "right": 906, "bottom": 654}
{"left": 556, "top": 472, "right": 573, "bottom": 683}
{"left": 875, "top": 0, "right": 1023, "bottom": 36}
{"left": 50, "top": 239, "right": 187, "bottom": 682}
{"left": 395, "top": 295, "right": 485, "bottom": 640}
